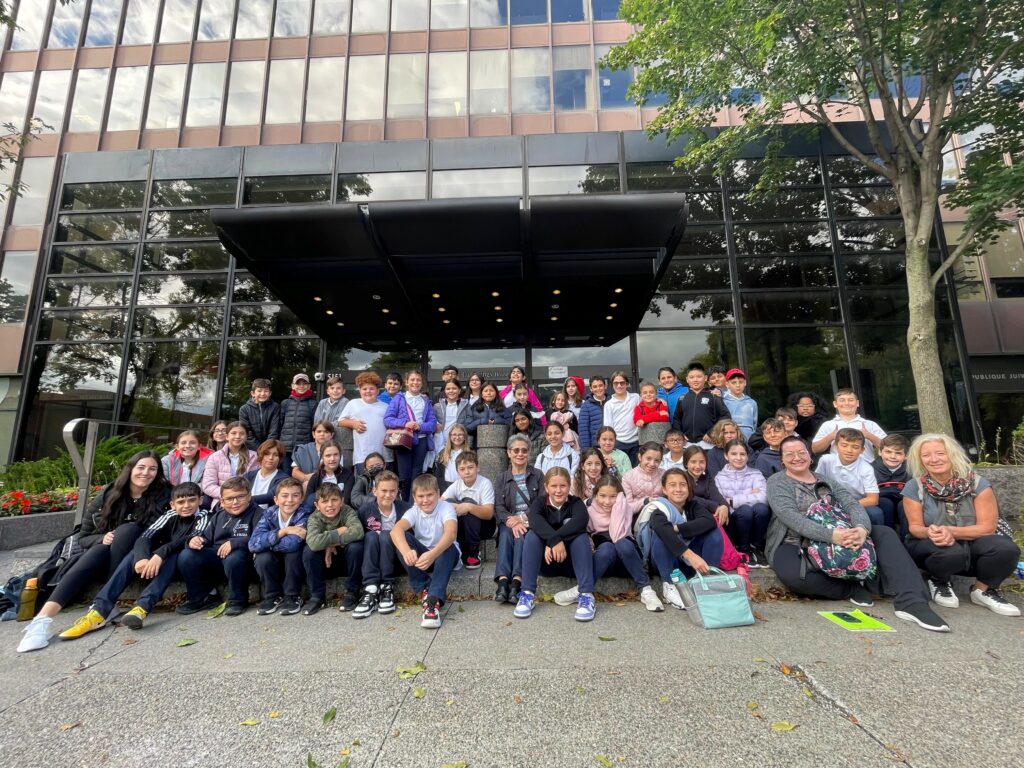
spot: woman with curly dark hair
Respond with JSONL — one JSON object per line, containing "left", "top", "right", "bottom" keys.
{"left": 786, "top": 391, "right": 832, "bottom": 443}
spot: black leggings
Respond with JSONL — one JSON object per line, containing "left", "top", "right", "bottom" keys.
{"left": 905, "top": 535, "right": 1020, "bottom": 589}
{"left": 49, "top": 523, "right": 144, "bottom": 607}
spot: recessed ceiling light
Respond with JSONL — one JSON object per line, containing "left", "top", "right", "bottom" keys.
{"left": 326, "top": 310, "right": 334, "bottom": 315}
{"left": 550, "top": 316, "right": 558, "bottom": 321}
{"left": 313, "top": 296, "right": 322, "bottom": 302}
{"left": 494, "top": 306, "right": 502, "bottom": 311}
{"left": 491, "top": 291, "right": 500, "bottom": 297}
{"left": 606, "top": 315, "right": 613, "bottom": 320}
{"left": 389, "top": 320, "right": 397, "bottom": 326}
{"left": 552, "top": 289, "right": 561, "bottom": 295}
{"left": 336, "top": 321, "right": 344, "bottom": 327}
{"left": 442, "top": 319, "right": 450, "bottom": 324}
{"left": 438, "top": 307, "right": 446, "bottom": 312}
{"left": 432, "top": 293, "right": 441, "bottom": 299}
{"left": 610, "top": 303, "right": 618, "bottom": 308}
{"left": 496, "top": 318, "right": 503, "bottom": 323}
{"left": 550, "top": 336, "right": 556, "bottom": 341}
{"left": 372, "top": 294, "right": 381, "bottom": 300}
{"left": 381, "top": 308, "right": 390, "bottom": 313}
{"left": 614, "top": 288, "right": 623, "bottom": 294}
{"left": 551, "top": 304, "right": 559, "bottom": 309}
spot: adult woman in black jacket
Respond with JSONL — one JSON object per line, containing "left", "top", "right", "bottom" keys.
{"left": 17, "top": 451, "right": 171, "bottom": 653}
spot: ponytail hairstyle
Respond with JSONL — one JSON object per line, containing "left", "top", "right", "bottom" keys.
{"left": 318, "top": 442, "right": 345, "bottom": 482}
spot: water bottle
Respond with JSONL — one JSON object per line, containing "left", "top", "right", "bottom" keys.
{"left": 670, "top": 568, "right": 686, "bottom": 584}
{"left": 1016, "top": 560, "right": 1024, "bottom": 581}
{"left": 16, "top": 578, "right": 38, "bottom": 622}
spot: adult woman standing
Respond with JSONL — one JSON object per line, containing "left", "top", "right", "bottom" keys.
{"left": 162, "top": 430, "right": 213, "bottom": 485}
{"left": 499, "top": 366, "right": 545, "bottom": 425}
{"left": 202, "top": 421, "right": 258, "bottom": 504}
{"left": 17, "top": 452, "right": 172, "bottom": 652}
{"left": 603, "top": 371, "right": 641, "bottom": 466}
{"left": 902, "top": 434, "right": 1021, "bottom": 617}
{"left": 383, "top": 370, "right": 437, "bottom": 502}
{"left": 766, "top": 435, "right": 949, "bottom": 632}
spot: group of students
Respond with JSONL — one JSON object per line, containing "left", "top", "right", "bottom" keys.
{"left": 13, "top": 361, "right": 1022, "bottom": 652}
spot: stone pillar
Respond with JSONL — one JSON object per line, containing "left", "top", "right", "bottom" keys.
{"left": 337, "top": 427, "right": 355, "bottom": 469}
{"left": 476, "top": 425, "right": 510, "bottom": 484}
{"left": 639, "top": 421, "right": 671, "bottom": 447}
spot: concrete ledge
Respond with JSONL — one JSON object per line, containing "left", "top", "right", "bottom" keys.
{"left": 0, "top": 510, "right": 75, "bottom": 551}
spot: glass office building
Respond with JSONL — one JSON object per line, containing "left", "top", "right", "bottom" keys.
{"left": 0, "top": 0, "right": 1017, "bottom": 460}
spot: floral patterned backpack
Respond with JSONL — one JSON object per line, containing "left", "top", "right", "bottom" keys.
{"left": 801, "top": 481, "right": 878, "bottom": 581}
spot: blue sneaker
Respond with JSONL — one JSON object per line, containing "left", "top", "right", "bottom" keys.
{"left": 575, "top": 593, "right": 596, "bottom": 622}
{"left": 513, "top": 590, "right": 536, "bottom": 619}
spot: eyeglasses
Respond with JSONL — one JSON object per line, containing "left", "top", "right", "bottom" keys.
{"left": 212, "top": 428, "right": 227, "bottom": 434}
{"left": 221, "top": 494, "right": 250, "bottom": 504}
{"left": 509, "top": 448, "right": 529, "bottom": 454}
{"left": 781, "top": 452, "right": 810, "bottom": 460}
{"left": 612, "top": 380, "right": 628, "bottom": 386}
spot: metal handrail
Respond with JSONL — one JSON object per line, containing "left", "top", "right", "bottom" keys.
{"left": 62, "top": 418, "right": 103, "bottom": 528}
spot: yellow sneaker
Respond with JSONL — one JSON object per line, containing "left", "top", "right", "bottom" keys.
{"left": 58, "top": 609, "right": 105, "bottom": 640}
{"left": 121, "top": 606, "right": 148, "bottom": 629}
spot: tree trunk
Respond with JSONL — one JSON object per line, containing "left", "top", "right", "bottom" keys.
{"left": 904, "top": 240, "right": 955, "bottom": 436}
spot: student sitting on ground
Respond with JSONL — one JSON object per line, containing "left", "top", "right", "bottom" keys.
{"left": 535, "top": 421, "right": 580, "bottom": 475}
{"left": 441, "top": 451, "right": 495, "bottom": 571}
{"left": 514, "top": 468, "right": 597, "bottom": 622}
{"left": 177, "top": 477, "right": 261, "bottom": 617}
{"left": 434, "top": 424, "right": 469, "bottom": 494}
{"left": 244, "top": 439, "right": 290, "bottom": 509}
{"left": 873, "top": 434, "right": 910, "bottom": 532}
{"left": 811, "top": 387, "right": 887, "bottom": 461}
{"left": 304, "top": 442, "right": 354, "bottom": 509}
{"left": 351, "top": 452, "right": 387, "bottom": 510}
{"left": 753, "top": 418, "right": 787, "bottom": 478}
{"left": 493, "top": 435, "right": 545, "bottom": 604}
{"left": 291, "top": 420, "right": 339, "bottom": 490}
{"left": 305, "top": 482, "right": 364, "bottom": 615}
{"left": 239, "top": 378, "right": 282, "bottom": 452}
{"left": 596, "top": 426, "right": 631, "bottom": 478}
{"left": 201, "top": 422, "right": 258, "bottom": 506}
{"left": 815, "top": 428, "right": 886, "bottom": 527}
{"left": 714, "top": 439, "right": 770, "bottom": 568}
{"left": 353, "top": 471, "right": 408, "bottom": 619}
{"left": 621, "top": 442, "right": 666, "bottom": 514}
{"left": 571, "top": 448, "right": 608, "bottom": 504}
{"left": 56, "top": 482, "right": 210, "bottom": 641}
{"left": 704, "top": 420, "right": 742, "bottom": 479}
{"left": 249, "top": 477, "right": 311, "bottom": 617}
{"left": 683, "top": 445, "right": 730, "bottom": 523}
{"left": 391, "top": 474, "right": 461, "bottom": 629}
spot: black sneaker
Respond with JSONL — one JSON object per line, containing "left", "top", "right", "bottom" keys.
{"left": 224, "top": 602, "right": 248, "bottom": 617}
{"left": 495, "top": 580, "right": 511, "bottom": 603}
{"left": 257, "top": 596, "right": 283, "bottom": 615}
{"left": 339, "top": 592, "right": 360, "bottom": 613}
{"left": 849, "top": 585, "right": 875, "bottom": 607}
{"left": 895, "top": 602, "right": 951, "bottom": 632}
{"left": 750, "top": 548, "right": 768, "bottom": 568}
{"left": 353, "top": 589, "right": 378, "bottom": 619}
{"left": 301, "top": 597, "right": 324, "bottom": 616}
{"left": 421, "top": 597, "right": 442, "bottom": 629}
{"left": 378, "top": 583, "right": 396, "bottom": 614}
{"left": 176, "top": 593, "right": 222, "bottom": 615}
{"left": 279, "top": 596, "right": 302, "bottom": 616}
{"left": 509, "top": 579, "right": 521, "bottom": 603}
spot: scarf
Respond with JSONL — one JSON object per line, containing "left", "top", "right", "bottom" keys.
{"left": 291, "top": 388, "right": 315, "bottom": 399}
{"left": 920, "top": 471, "right": 974, "bottom": 504}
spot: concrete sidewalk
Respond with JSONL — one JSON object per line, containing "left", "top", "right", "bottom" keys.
{"left": 1, "top": 542, "right": 1022, "bottom": 768}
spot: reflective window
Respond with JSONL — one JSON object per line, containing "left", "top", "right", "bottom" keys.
{"left": 337, "top": 171, "right": 426, "bottom": 201}
{"left": 85, "top": 0, "right": 125, "bottom": 46}
{"left": 143, "top": 242, "right": 231, "bottom": 271}
{"left": 121, "top": 0, "right": 159, "bottom": 44}
{"left": 0, "top": 252, "right": 38, "bottom": 323}
{"left": 305, "top": 58, "right": 346, "bottom": 122}
{"left": 976, "top": 226, "right": 1024, "bottom": 299}
{"left": 674, "top": 226, "right": 728, "bottom": 257}
{"left": 595, "top": 44, "right": 632, "bottom": 107}
{"left": 551, "top": 0, "right": 589, "bottom": 22}
{"left": 511, "top": 48, "right": 550, "bottom": 113}
{"left": 55, "top": 213, "right": 142, "bottom": 242}
{"left": 232, "top": 272, "right": 277, "bottom": 302}
{"left": 470, "top": 49, "right": 508, "bottom": 115}
{"left": 830, "top": 186, "right": 901, "bottom": 218}
{"left": 45, "top": 277, "right": 133, "bottom": 308}
{"left": 10, "top": 158, "right": 56, "bottom": 227}
{"left": 345, "top": 56, "right": 385, "bottom": 120}
{"left": 31, "top": 344, "right": 124, "bottom": 424}
{"left": 510, "top": 0, "right": 546, "bottom": 24}
{"left": 146, "top": 210, "right": 217, "bottom": 239}
{"left": 106, "top": 67, "right": 148, "bottom": 131}
{"left": 729, "top": 157, "right": 822, "bottom": 186}
{"left": 743, "top": 327, "right": 848, "bottom": 416}
{"left": 847, "top": 288, "right": 921, "bottom": 323}
{"left": 151, "top": 178, "right": 237, "bottom": 208}
{"left": 351, "top": 0, "right": 388, "bottom": 32}
{"left": 265, "top": 59, "right": 305, "bottom": 124}
{"left": 235, "top": 0, "right": 273, "bottom": 38}
{"left": 9, "top": 0, "right": 48, "bottom": 50}
{"left": 687, "top": 191, "right": 723, "bottom": 222}
{"left": 528, "top": 164, "right": 619, "bottom": 195}
{"left": 146, "top": 65, "right": 188, "bottom": 130}
{"left": 122, "top": 341, "right": 221, "bottom": 422}
{"left": 31, "top": 71, "right": 73, "bottom": 133}
{"left": 659, "top": 258, "right": 732, "bottom": 292}
{"left": 312, "top": 0, "right": 350, "bottom": 34}
{"left": 69, "top": 69, "right": 111, "bottom": 132}
{"left": 553, "top": 46, "right": 594, "bottom": 111}
{"left": 729, "top": 188, "right": 827, "bottom": 221}
{"left": 275, "top": 0, "right": 312, "bottom": 36}
{"left": 61, "top": 181, "right": 146, "bottom": 210}
{"left": 242, "top": 175, "right": 331, "bottom": 204}
{"left": 0, "top": 72, "right": 33, "bottom": 132}
{"left": 471, "top": 0, "right": 508, "bottom": 26}
{"left": 740, "top": 290, "right": 841, "bottom": 324}
{"left": 137, "top": 274, "right": 227, "bottom": 305}
{"left": 160, "top": 0, "right": 198, "bottom": 41}
{"left": 642, "top": 294, "right": 735, "bottom": 328}
{"left": 50, "top": 245, "right": 137, "bottom": 275}
{"left": 428, "top": 52, "right": 467, "bottom": 117}
{"left": 39, "top": 310, "right": 127, "bottom": 341}
{"left": 432, "top": 0, "right": 468, "bottom": 28}
{"left": 392, "top": 0, "right": 428, "bottom": 30}
{"left": 225, "top": 61, "right": 266, "bottom": 125}
{"left": 221, "top": 338, "right": 321, "bottom": 418}
{"left": 48, "top": 1, "right": 87, "bottom": 48}
{"left": 842, "top": 254, "right": 905, "bottom": 287}
{"left": 197, "top": 0, "right": 235, "bottom": 40}
{"left": 738, "top": 256, "right": 835, "bottom": 289}
{"left": 827, "top": 155, "right": 888, "bottom": 185}
{"left": 229, "top": 305, "right": 313, "bottom": 336}
{"left": 185, "top": 62, "right": 227, "bottom": 127}
{"left": 636, "top": 329, "right": 736, "bottom": 382}
{"left": 133, "top": 307, "right": 224, "bottom": 338}
{"left": 834, "top": 220, "right": 908, "bottom": 252}
{"left": 591, "top": 0, "right": 620, "bottom": 20}
{"left": 732, "top": 222, "right": 832, "bottom": 255}
{"left": 387, "top": 54, "right": 426, "bottom": 119}
{"left": 432, "top": 168, "right": 522, "bottom": 198}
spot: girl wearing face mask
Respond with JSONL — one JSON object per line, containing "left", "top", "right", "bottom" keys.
{"left": 351, "top": 452, "right": 387, "bottom": 510}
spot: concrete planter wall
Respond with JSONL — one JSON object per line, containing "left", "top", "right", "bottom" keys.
{"left": 976, "top": 466, "right": 1024, "bottom": 526}
{"left": 0, "top": 510, "right": 75, "bottom": 551}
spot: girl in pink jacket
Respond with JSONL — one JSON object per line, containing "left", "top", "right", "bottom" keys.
{"left": 621, "top": 442, "right": 666, "bottom": 514}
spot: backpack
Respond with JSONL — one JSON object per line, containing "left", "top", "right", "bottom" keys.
{"left": 801, "top": 481, "right": 877, "bottom": 581}
{"left": 634, "top": 498, "right": 683, "bottom": 561}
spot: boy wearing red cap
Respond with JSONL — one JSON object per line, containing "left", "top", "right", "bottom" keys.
{"left": 722, "top": 369, "right": 758, "bottom": 439}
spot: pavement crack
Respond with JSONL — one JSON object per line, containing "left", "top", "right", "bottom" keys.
{"left": 0, "top": 673, "right": 70, "bottom": 716}
{"left": 74, "top": 625, "right": 119, "bottom": 671}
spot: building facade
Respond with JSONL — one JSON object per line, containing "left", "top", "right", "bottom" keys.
{"left": 0, "top": 0, "right": 1019, "bottom": 461}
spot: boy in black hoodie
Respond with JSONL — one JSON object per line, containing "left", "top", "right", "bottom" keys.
{"left": 239, "top": 378, "right": 282, "bottom": 451}
{"left": 671, "top": 362, "right": 730, "bottom": 445}
{"left": 177, "top": 476, "right": 261, "bottom": 616}
{"left": 872, "top": 433, "right": 910, "bottom": 533}
{"left": 57, "top": 482, "right": 210, "bottom": 639}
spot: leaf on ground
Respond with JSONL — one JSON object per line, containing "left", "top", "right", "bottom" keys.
{"left": 392, "top": 729, "right": 401, "bottom": 738}
{"left": 351, "top": 739, "right": 361, "bottom": 746}
{"left": 413, "top": 687, "right": 426, "bottom": 699}
{"left": 446, "top": 698, "right": 455, "bottom": 706}
{"left": 801, "top": 686, "right": 813, "bottom": 698}
{"left": 307, "top": 753, "right": 321, "bottom": 768}
{"left": 594, "top": 756, "right": 615, "bottom": 768}
{"left": 269, "top": 711, "right": 280, "bottom": 719}
{"left": 457, "top": 604, "right": 465, "bottom": 613}
{"left": 396, "top": 661, "right": 427, "bottom": 680}
{"left": 176, "top": 638, "right": 198, "bottom": 647}
{"left": 340, "top": 747, "right": 351, "bottom": 756}
{"left": 770, "top": 721, "right": 799, "bottom": 732}
{"left": 322, "top": 706, "right": 337, "bottom": 725}
{"left": 659, "top": 695, "right": 670, "bottom": 704}
{"left": 335, "top": 758, "right": 350, "bottom": 768}
{"left": 752, "top": 657, "right": 769, "bottom": 663}
{"left": 224, "top": 652, "right": 234, "bottom": 659}
{"left": 239, "top": 718, "right": 260, "bottom": 726}
{"left": 597, "top": 636, "right": 616, "bottom": 641}
{"left": 753, "top": 610, "right": 768, "bottom": 622}
{"left": 58, "top": 722, "right": 82, "bottom": 732}
{"left": 441, "top": 763, "right": 469, "bottom": 768}
{"left": 538, "top": 593, "right": 554, "bottom": 603}
{"left": 207, "top": 602, "right": 227, "bottom": 618}
{"left": 394, "top": 609, "right": 403, "bottom": 618}
{"left": 122, "top": 638, "right": 138, "bottom": 646}
{"left": 513, "top": 694, "right": 524, "bottom": 704}
{"left": 779, "top": 662, "right": 792, "bottom": 675}
{"left": 746, "top": 701, "right": 759, "bottom": 711}
{"left": 576, "top": 686, "right": 587, "bottom": 694}
{"left": 614, "top": 602, "right": 626, "bottom": 607}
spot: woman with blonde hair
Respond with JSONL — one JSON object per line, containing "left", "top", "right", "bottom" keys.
{"left": 902, "top": 433, "right": 1021, "bottom": 617}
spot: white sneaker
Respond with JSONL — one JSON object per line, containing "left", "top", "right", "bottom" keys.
{"left": 640, "top": 585, "right": 665, "bottom": 612}
{"left": 554, "top": 585, "right": 579, "bottom": 606}
{"left": 929, "top": 579, "right": 959, "bottom": 609}
{"left": 662, "top": 582, "right": 685, "bottom": 610}
{"left": 17, "top": 616, "right": 53, "bottom": 653}
{"left": 970, "top": 587, "right": 1021, "bottom": 617}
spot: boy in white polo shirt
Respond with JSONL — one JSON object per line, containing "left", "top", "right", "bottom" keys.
{"left": 815, "top": 428, "right": 886, "bottom": 527}
{"left": 811, "top": 388, "right": 886, "bottom": 460}
{"left": 441, "top": 451, "right": 495, "bottom": 571}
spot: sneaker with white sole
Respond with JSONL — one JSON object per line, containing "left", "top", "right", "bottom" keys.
{"left": 353, "top": 587, "right": 378, "bottom": 619}
{"left": 513, "top": 590, "right": 536, "bottom": 619}
{"left": 378, "top": 583, "right": 396, "bottom": 614}
{"left": 849, "top": 584, "right": 875, "bottom": 608}
{"left": 554, "top": 585, "right": 579, "bottom": 606}
{"left": 640, "top": 585, "right": 665, "bottom": 612}
{"left": 970, "top": 587, "right": 1021, "bottom": 617}
{"left": 574, "top": 593, "right": 596, "bottom": 622}
{"left": 662, "top": 581, "right": 685, "bottom": 610}
{"left": 894, "top": 603, "right": 951, "bottom": 632}
{"left": 17, "top": 616, "right": 53, "bottom": 653}
{"left": 929, "top": 579, "right": 959, "bottom": 609}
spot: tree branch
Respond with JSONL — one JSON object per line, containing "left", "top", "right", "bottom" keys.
{"left": 930, "top": 219, "right": 984, "bottom": 291}
{"left": 796, "top": 102, "right": 896, "bottom": 183}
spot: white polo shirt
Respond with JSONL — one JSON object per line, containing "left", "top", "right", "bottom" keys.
{"left": 816, "top": 454, "right": 879, "bottom": 499}
{"left": 812, "top": 414, "right": 887, "bottom": 461}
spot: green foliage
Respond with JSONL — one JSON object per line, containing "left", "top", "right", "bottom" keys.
{"left": 0, "top": 436, "right": 171, "bottom": 494}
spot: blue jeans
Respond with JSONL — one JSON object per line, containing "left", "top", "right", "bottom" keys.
{"left": 254, "top": 549, "right": 306, "bottom": 600}
{"left": 863, "top": 505, "right": 885, "bottom": 528}
{"left": 91, "top": 550, "right": 181, "bottom": 616}
{"left": 302, "top": 540, "right": 364, "bottom": 599}
{"left": 650, "top": 528, "right": 725, "bottom": 583}
{"left": 495, "top": 525, "right": 525, "bottom": 582}
{"left": 521, "top": 530, "right": 595, "bottom": 595}
{"left": 360, "top": 531, "right": 398, "bottom": 586}
{"left": 399, "top": 531, "right": 459, "bottom": 601}
{"left": 727, "top": 503, "right": 771, "bottom": 552}
{"left": 593, "top": 537, "right": 650, "bottom": 588}
{"left": 396, "top": 440, "right": 429, "bottom": 502}
{"left": 878, "top": 495, "right": 902, "bottom": 532}
{"left": 178, "top": 546, "right": 256, "bottom": 606}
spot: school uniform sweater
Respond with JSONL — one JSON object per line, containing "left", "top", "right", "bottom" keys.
{"left": 754, "top": 447, "right": 783, "bottom": 479}
{"left": 691, "top": 472, "right": 728, "bottom": 508}
{"left": 621, "top": 466, "right": 665, "bottom": 514}
{"left": 358, "top": 498, "right": 411, "bottom": 533}
{"left": 872, "top": 458, "right": 908, "bottom": 499}
{"left": 314, "top": 396, "right": 350, "bottom": 427}
{"left": 199, "top": 502, "right": 261, "bottom": 551}
{"left": 713, "top": 465, "right": 768, "bottom": 508}
{"left": 526, "top": 494, "right": 589, "bottom": 547}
